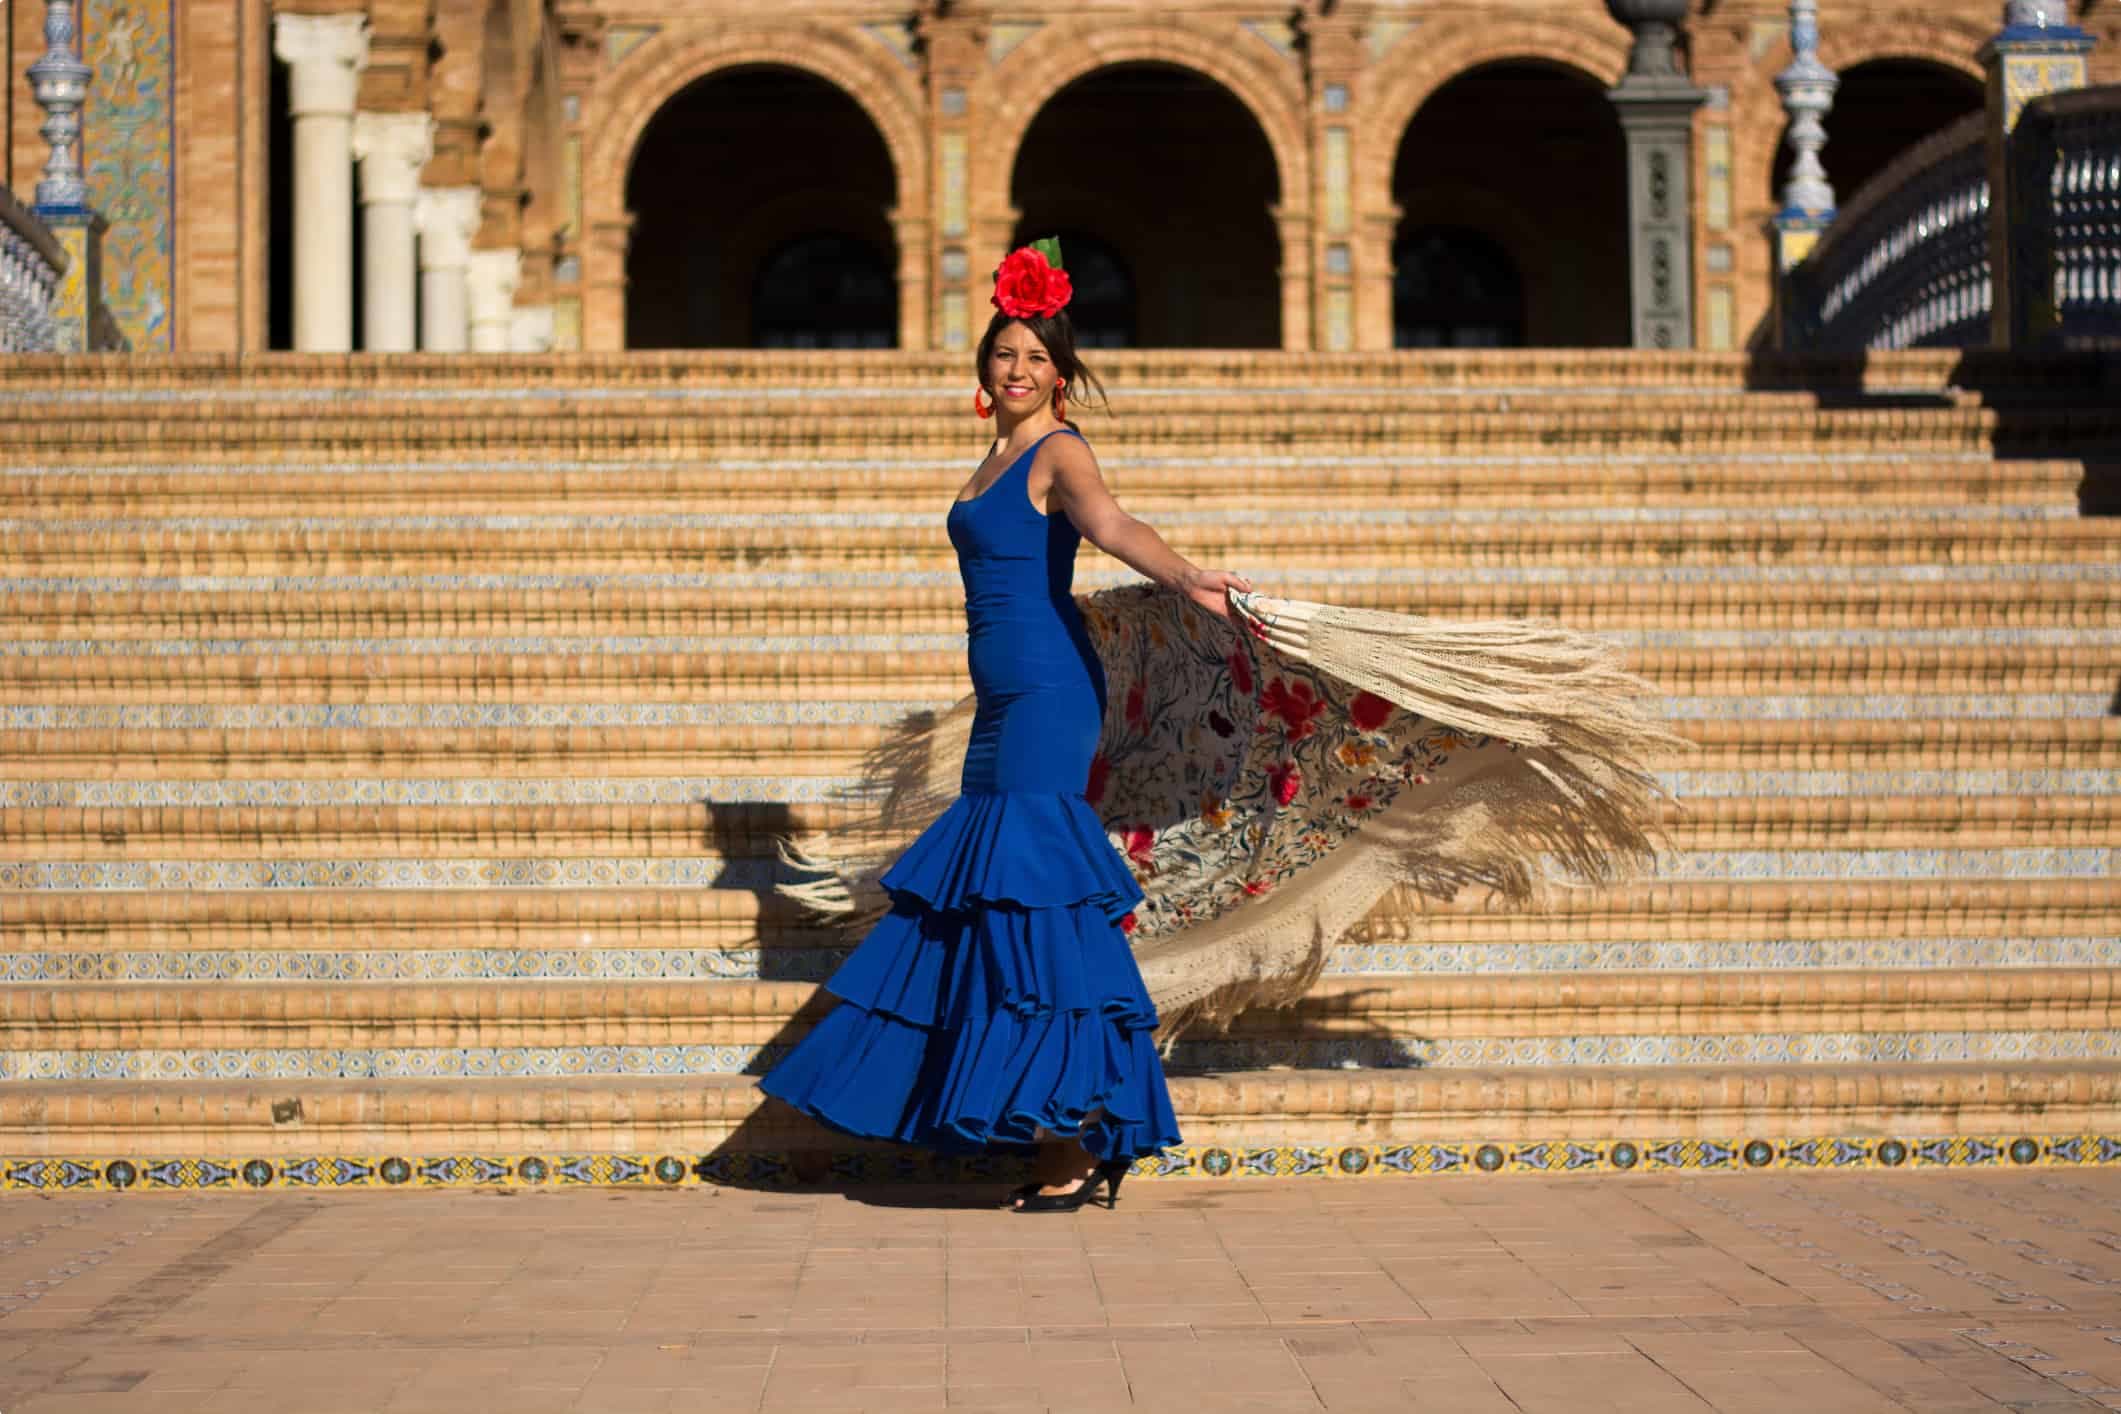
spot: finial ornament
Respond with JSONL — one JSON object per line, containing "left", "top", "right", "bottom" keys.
{"left": 1774, "top": 0, "right": 1838, "bottom": 217}
{"left": 27, "top": 0, "right": 93, "bottom": 212}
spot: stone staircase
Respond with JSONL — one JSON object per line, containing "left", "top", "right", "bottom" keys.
{"left": 1, "top": 349, "right": 2116, "bottom": 1193}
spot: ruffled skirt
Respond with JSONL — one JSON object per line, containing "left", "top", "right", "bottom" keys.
{"left": 758, "top": 790, "right": 1181, "bottom": 1161}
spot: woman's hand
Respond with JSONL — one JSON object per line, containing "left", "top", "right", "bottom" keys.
{"left": 1180, "top": 567, "right": 1253, "bottom": 618}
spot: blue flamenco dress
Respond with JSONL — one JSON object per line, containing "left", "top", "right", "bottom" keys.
{"left": 758, "top": 428, "right": 1181, "bottom": 1162}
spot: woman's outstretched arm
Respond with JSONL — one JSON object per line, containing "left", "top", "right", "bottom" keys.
{"left": 1041, "top": 434, "right": 1252, "bottom": 618}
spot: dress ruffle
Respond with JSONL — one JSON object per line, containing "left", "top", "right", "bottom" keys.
{"left": 878, "top": 789, "right": 1144, "bottom": 923}
{"left": 759, "top": 791, "right": 1177, "bottom": 1162}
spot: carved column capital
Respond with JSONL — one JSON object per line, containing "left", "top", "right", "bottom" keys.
{"left": 273, "top": 12, "right": 371, "bottom": 119}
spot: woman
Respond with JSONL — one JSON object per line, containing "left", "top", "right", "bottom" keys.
{"left": 758, "top": 239, "right": 1248, "bottom": 1212}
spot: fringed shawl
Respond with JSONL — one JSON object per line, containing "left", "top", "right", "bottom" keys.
{"left": 781, "top": 586, "right": 1687, "bottom": 1040}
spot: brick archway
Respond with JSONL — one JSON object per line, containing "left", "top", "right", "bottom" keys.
{"left": 580, "top": 23, "right": 929, "bottom": 349}
{"left": 974, "top": 19, "right": 1313, "bottom": 348}
{"left": 1348, "top": 18, "right": 1630, "bottom": 349}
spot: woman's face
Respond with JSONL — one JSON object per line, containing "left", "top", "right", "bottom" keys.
{"left": 984, "top": 322, "right": 1058, "bottom": 415}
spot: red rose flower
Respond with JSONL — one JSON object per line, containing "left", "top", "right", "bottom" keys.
{"left": 1267, "top": 761, "right": 1302, "bottom": 806}
{"left": 1261, "top": 678, "right": 1326, "bottom": 741}
{"left": 1227, "top": 648, "right": 1254, "bottom": 697}
{"left": 1345, "top": 792, "right": 1374, "bottom": 812}
{"left": 1124, "top": 678, "right": 1146, "bottom": 726}
{"left": 1119, "top": 911, "right": 1137, "bottom": 934}
{"left": 1241, "top": 878, "right": 1271, "bottom": 896}
{"left": 1348, "top": 691, "right": 1393, "bottom": 732}
{"left": 1124, "top": 826, "right": 1155, "bottom": 866}
{"left": 1084, "top": 752, "right": 1110, "bottom": 805}
{"left": 991, "top": 246, "right": 1074, "bottom": 319}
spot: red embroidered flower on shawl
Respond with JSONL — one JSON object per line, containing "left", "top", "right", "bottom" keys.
{"left": 1084, "top": 752, "right": 1110, "bottom": 805}
{"left": 991, "top": 246, "right": 1073, "bottom": 319}
{"left": 1119, "top": 911, "right": 1138, "bottom": 934}
{"left": 1227, "top": 648, "right": 1254, "bottom": 697}
{"left": 1267, "top": 761, "right": 1303, "bottom": 806}
{"left": 1345, "top": 791, "right": 1375, "bottom": 812}
{"left": 1124, "top": 826, "right": 1156, "bottom": 866}
{"left": 1348, "top": 691, "right": 1394, "bottom": 732}
{"left": 1261, "top": 677, "right": 1326, "bottom": 740}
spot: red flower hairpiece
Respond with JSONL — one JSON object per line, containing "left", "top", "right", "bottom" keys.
{"left": 991, "top": 237, "right": 1073, "bottom": 319}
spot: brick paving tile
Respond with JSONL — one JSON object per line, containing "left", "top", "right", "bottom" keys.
{"left": 4, "top": 1172, "right": 2121, "bottom": 1410}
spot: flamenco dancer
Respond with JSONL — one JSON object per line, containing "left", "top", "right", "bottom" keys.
{"left": 760, "top": 240, "right": 1247, "bottom": 1212}
{"left": 762, "top": 240, "right": 1681, "bottom": 1213}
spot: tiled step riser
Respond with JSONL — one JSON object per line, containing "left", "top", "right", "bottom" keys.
{"left": 9, "top": 936, "right": 2119, "bottom": 985}
{"left": 12, "top": 581, "right": 2118, "bottom": 638}
{"left": 2, "top": 796, "right": 2111, "bottom": 857}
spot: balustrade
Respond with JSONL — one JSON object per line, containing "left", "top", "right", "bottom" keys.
{"left": 0, "top": 186, "right": 65, "bottom": 354}
{"left": 2010, "top": 86, "right": 2121, "bottom": 349}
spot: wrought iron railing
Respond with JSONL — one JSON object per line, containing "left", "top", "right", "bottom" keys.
{"left": 0, "top": 184, "right": 66, "bottom": 354}
{"left": 2010, "top": 85, "right": 2121, "bottom": 350}
{"left": 1781, "top": 113, "right": 1990, "bottom": 352}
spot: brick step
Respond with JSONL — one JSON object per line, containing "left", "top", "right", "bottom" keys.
{"left": 8, "top": 406, "right": 2110, "bottom": 459}
{"left": 0, "top": 346, "right": 2049, "bottom": 392}
{"left": 5, "top": 879, "right": 2109, "bottom": 952}
{"left": 12, "top": 574, "right": 2118, "bottom": 640}
{"left": 8, "top": 967, "right": 2109, "bottom": 1050}
{"left": 2, "top": 793, "right": 2110, "bottom": 860}
{"left": 4, "top": 1063, "right": 2114, "bottom": 1164}
{"left": 1, "top": 456, "right": 2090, "bottom": 516}
{"left": 8, "top": 717, "right": 2107, "bottom": 780}
{"left": 12, "top": 516, "right": 2113, "bottom": 576}
{"left": 2, "top": 644, "right": 2103, "bottom": 701}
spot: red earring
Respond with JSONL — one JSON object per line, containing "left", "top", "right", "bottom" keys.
{"left": 1054, "top": 378, "right": 1067, "bottom": 422}
{"left": 973, "top": 387, "right": 994, "bottom": 420}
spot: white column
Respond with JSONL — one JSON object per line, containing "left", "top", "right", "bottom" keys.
{"left": 510, "top": 304, "right": 556, "bottom": 352}
{"left": 413, "top": 186, "right": 479, "bottom": 351}
{"left": 351, "top": 112, "right": 433, "bottom": 352}
{"left": 272, "top": 13, "right": 369, "bottom": 352}
{"left": 467, "top": 249, "right": 521, "bottom": 352}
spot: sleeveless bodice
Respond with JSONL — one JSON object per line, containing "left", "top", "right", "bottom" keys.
{"left": 946, "top": 428, "right": 1107, "bottom": 795}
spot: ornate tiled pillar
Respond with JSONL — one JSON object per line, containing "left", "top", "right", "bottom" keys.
{"left": 1303, "top": 12, "right": 1367, "bottom": 351}
{"left": 921, "top": 12, "right": 984, "bottom": 353}
{"left": 273, "top": 13, "right": 370, "bottom": 352}
{"left": 351, "top": 111, "right": 433, "bottom": 352}
{"left": 414, "top": 186, "right": 480, "bottom": 351}
{"left": 1770, "top": 0, "right": 1838, "bottom": 278}
{"left": 1606, "top": 0, "right": 1708, "bottom": 348}
{"left": 466, "top": 248, "right": 522, "bottom": 352}
{"left": 25, "top": 0, "right": 116, "bottom": 352}
{"left": 1984, "top": 0, "right": 2096, "bottom": 345}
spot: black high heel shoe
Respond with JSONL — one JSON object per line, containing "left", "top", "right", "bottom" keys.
{"left": 1011, "top": 1158, "right": 1131, "bottom": 1214}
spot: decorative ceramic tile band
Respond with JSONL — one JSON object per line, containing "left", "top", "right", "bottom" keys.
{"left": 0, "top": 503, "right": 2078, "bottom": 534}
{"left": 4, "top": 449, "right": 2015, "bottom": 475}
{"left": 0, "top": 702, "right": 950, "bottom": 730}
{"left": 7, "top": 1030, "right": 2111, "bottom": 1082}
{"left": 0, "top": 849, "right": 2104, "bottom": 892}
{"left": 9, "top": 937, "right": 2114, "bottom": 986}
{"left": 9, "top": 768, "right": 2108, "bottom": 810}
{"left": 4, "top": 695, "right": 2105, "bottom": 730}
{"left": 11, "top": 561, "right": 2115, "bottom": 596}
{"left": 5, "top": 1133, "right": 2116, "bottom": 1194}
{"left": 7, "top": 628, "right": 2118, "bottom": 658}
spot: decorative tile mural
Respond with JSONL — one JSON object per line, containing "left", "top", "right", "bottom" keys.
{"left": 83, "top": 0, "right": 175, "bottom": 349}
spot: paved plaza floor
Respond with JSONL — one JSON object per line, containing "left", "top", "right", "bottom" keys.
{"left": 2, "top": 1171, "right": 2119, "bottom": 1412}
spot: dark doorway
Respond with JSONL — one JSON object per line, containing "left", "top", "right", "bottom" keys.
{"left": 1771, "top": 59, "right": 1985, "bottom": 210}
{"left": 1392, "top": 62, "right": 1629, "bottom": 347}
{"left": 1012, "top": 64, "right": 1280, "bottom": 348}
{"left": 1393, "top": 227, "right": 1526, "bottom": 348}
{"left": 626, "top": 67, "right": 897, "bottom": 348}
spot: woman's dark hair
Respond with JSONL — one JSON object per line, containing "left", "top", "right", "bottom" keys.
{"left": 975, "top": 309, "right": 1108, "bottom": 427}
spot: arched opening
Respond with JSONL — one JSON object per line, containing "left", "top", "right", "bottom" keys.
{"left": 1771, "top": 59, "right": 1984, "bottom": 208}
{"left": 1393, "top": 227, "right": 1526, "bottom": 348}
{"left": 268, "top": 56, "right": 294, "bottom": 350}
{"left": 1391, "top": 62, "right": 1629, "bottom": 348}
{"left": 1011, "top": 64, "right": 1280, "bottom": 348}
{"left": 625, "top": 66, "right": 897, "bottom": 348}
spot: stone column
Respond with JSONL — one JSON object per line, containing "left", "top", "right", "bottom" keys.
{"left": 273, "top": 13, "right": 369, "bottom": 352}
{"left": 351, "top": 112, "right": 432, "bottom": 352}
{"left": 1982, "top": 0, "right": 2095, "bottom": 346}
{"left": 1605, "top": 0, "right": 1708, "bottom": 348}
{"left": 414, "top": 186, "right": 479, "bottom": 351}
{"left": 466, "top": 248, "right": 521, "bottom": 351}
